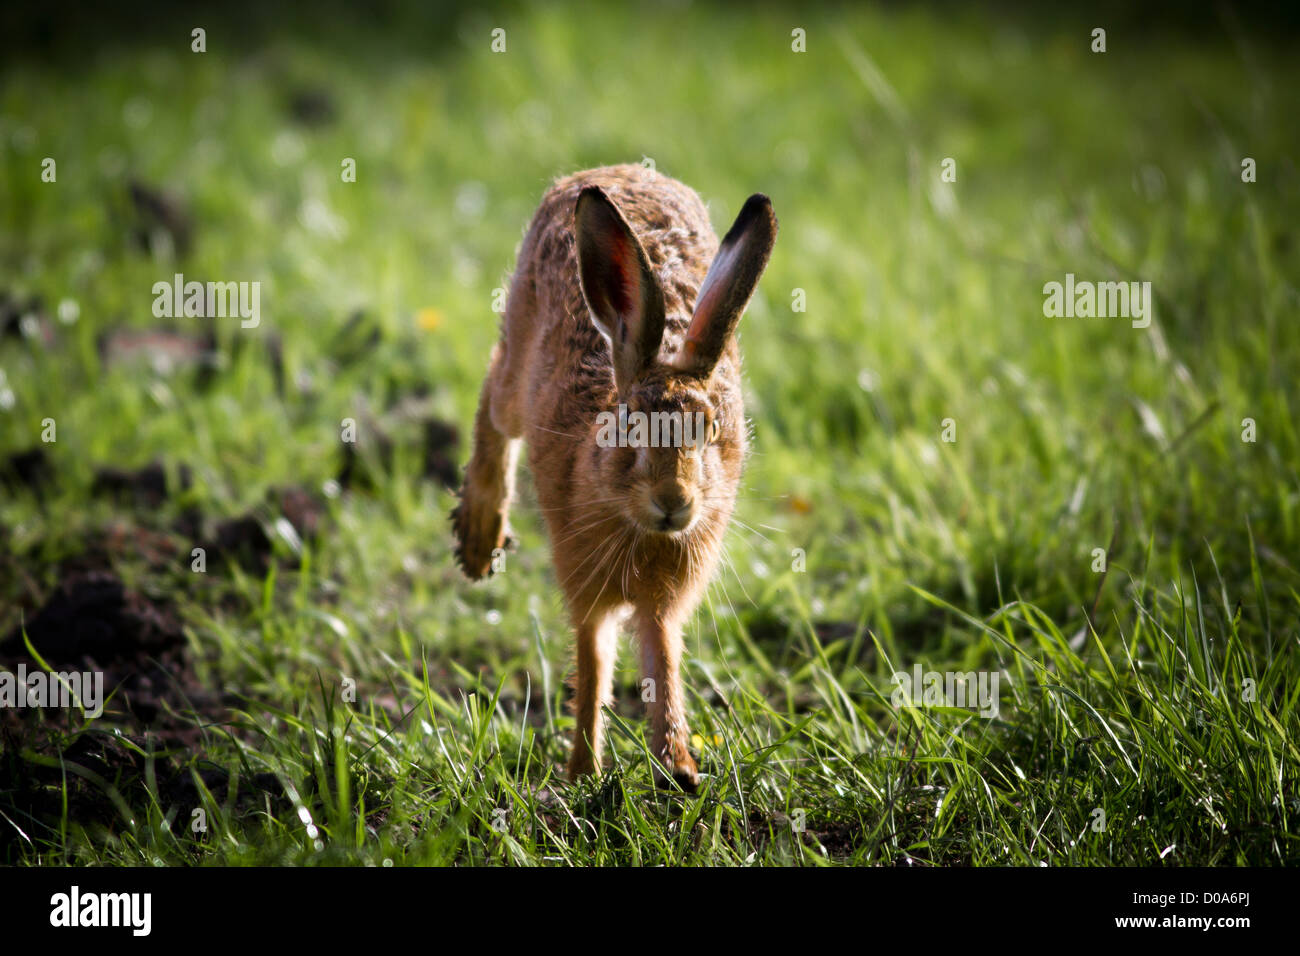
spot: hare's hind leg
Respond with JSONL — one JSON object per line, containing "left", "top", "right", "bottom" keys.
{"left": 451, "top": 341, "right": 521, "bottom": 580}
{"left": 636, "top": 610, "right": 699, "bottom": 792}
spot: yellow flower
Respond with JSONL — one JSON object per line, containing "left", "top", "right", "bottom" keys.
{"left": 416, "top": 307, "right": 443, "bottom": 331}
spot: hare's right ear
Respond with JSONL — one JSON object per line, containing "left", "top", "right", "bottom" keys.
{"left": 673, "top": 194, "right": 777, "bottom": 378}
{"left": 575, "top": 186, "right": 666, "bottom": 393}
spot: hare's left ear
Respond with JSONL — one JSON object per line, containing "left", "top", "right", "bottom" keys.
{"left": 673, "top": 194, "right": 777, "bottom": 378}
{"left": 575, "top": 186, "right": 666, "bottom": 394}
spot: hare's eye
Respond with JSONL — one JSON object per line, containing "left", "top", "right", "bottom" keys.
{"left": 709, "top": 419, "right": 722, "bottom": 444}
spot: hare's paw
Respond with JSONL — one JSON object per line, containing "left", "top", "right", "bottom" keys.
{"left": 654, "top": 752, "right": 699, "bottom": 794}
{"left": 450, "top": 494, "right": 511, "bottom": 580}
{"left": 566, "top": 751, "right": 598, "bottom": 782}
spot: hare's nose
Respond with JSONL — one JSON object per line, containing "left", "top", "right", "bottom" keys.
{"left": 650, "top": 488, "right": 694, "bottom": 530}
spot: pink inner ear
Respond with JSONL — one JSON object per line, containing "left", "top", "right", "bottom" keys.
{"left": 687, "top": 284, "right": 723, "bottom": 343}
{"left": 607, "top": 232, "right": 633, "bottom": 317}
{"left": 685, "top": 241, "right": 738, "bottom": 345}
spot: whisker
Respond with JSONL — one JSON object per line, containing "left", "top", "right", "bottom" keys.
{"left": 719, "top": 542, "right": 755, "bottom": 611}
{"left": 728, "top": 516, "right": 774, "bottom": 546}
{"left": 592, "top": 525, "right": 633, "bottom": 608}
{"left": 528, "top": 423, "right": 593, "bottom": 440}
{"left": 550, "top": 512, "right": 621, "bottom": 546}
{"left": 558, "top": 524, "right": 623, "bottom": 591}
{"left": 533, "top": 496, "right": 629, "bottom": 513}
{"left": 575, "top": 525, "right": 633, "bottom": 609}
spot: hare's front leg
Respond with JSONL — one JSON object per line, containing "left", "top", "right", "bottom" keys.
{"left": 566, "top": 611, "right": 618, "bottom": 780}
{"left": 636, "top": 611, "right": 699, "bottom": 791}
{"left": 451, "top": 345, "right": 521, "bottom": 579}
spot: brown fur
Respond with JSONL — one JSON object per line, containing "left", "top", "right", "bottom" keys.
{"left": 452, "top": 164, "right": 777, "bottom": 790}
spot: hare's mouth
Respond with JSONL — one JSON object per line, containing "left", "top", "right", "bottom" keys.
{"left": 627, "top": 481, "right": 700, "bottom": 535}
{"left": 638, "top": 503, "right": 698, "bottom": 535}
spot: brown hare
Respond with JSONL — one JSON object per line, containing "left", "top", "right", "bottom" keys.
{"left": 451, "top": 164, "right": 777, "bottom": 790}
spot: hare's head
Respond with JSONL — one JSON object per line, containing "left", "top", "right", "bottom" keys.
{"left": 575, "top": 186, "right": 777, "bottom": 536}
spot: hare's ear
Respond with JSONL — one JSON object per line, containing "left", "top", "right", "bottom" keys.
{"left": 575, "top": 186, "right": 666, "bottom": 393}
{"left": 673, "top": 194, "right": 777, "bottom": 378}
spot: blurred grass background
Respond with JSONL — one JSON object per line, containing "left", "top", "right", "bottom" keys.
{"left": 0, "top": 1, "right": 1298, "bottom": 865}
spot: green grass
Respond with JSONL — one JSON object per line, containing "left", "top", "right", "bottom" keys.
{"left": 1, "top": 1, "right": 1298, "bottom": 865}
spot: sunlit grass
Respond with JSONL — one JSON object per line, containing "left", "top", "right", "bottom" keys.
{"left": 1, "top": 2, "right": 1297, "bottom": 865}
